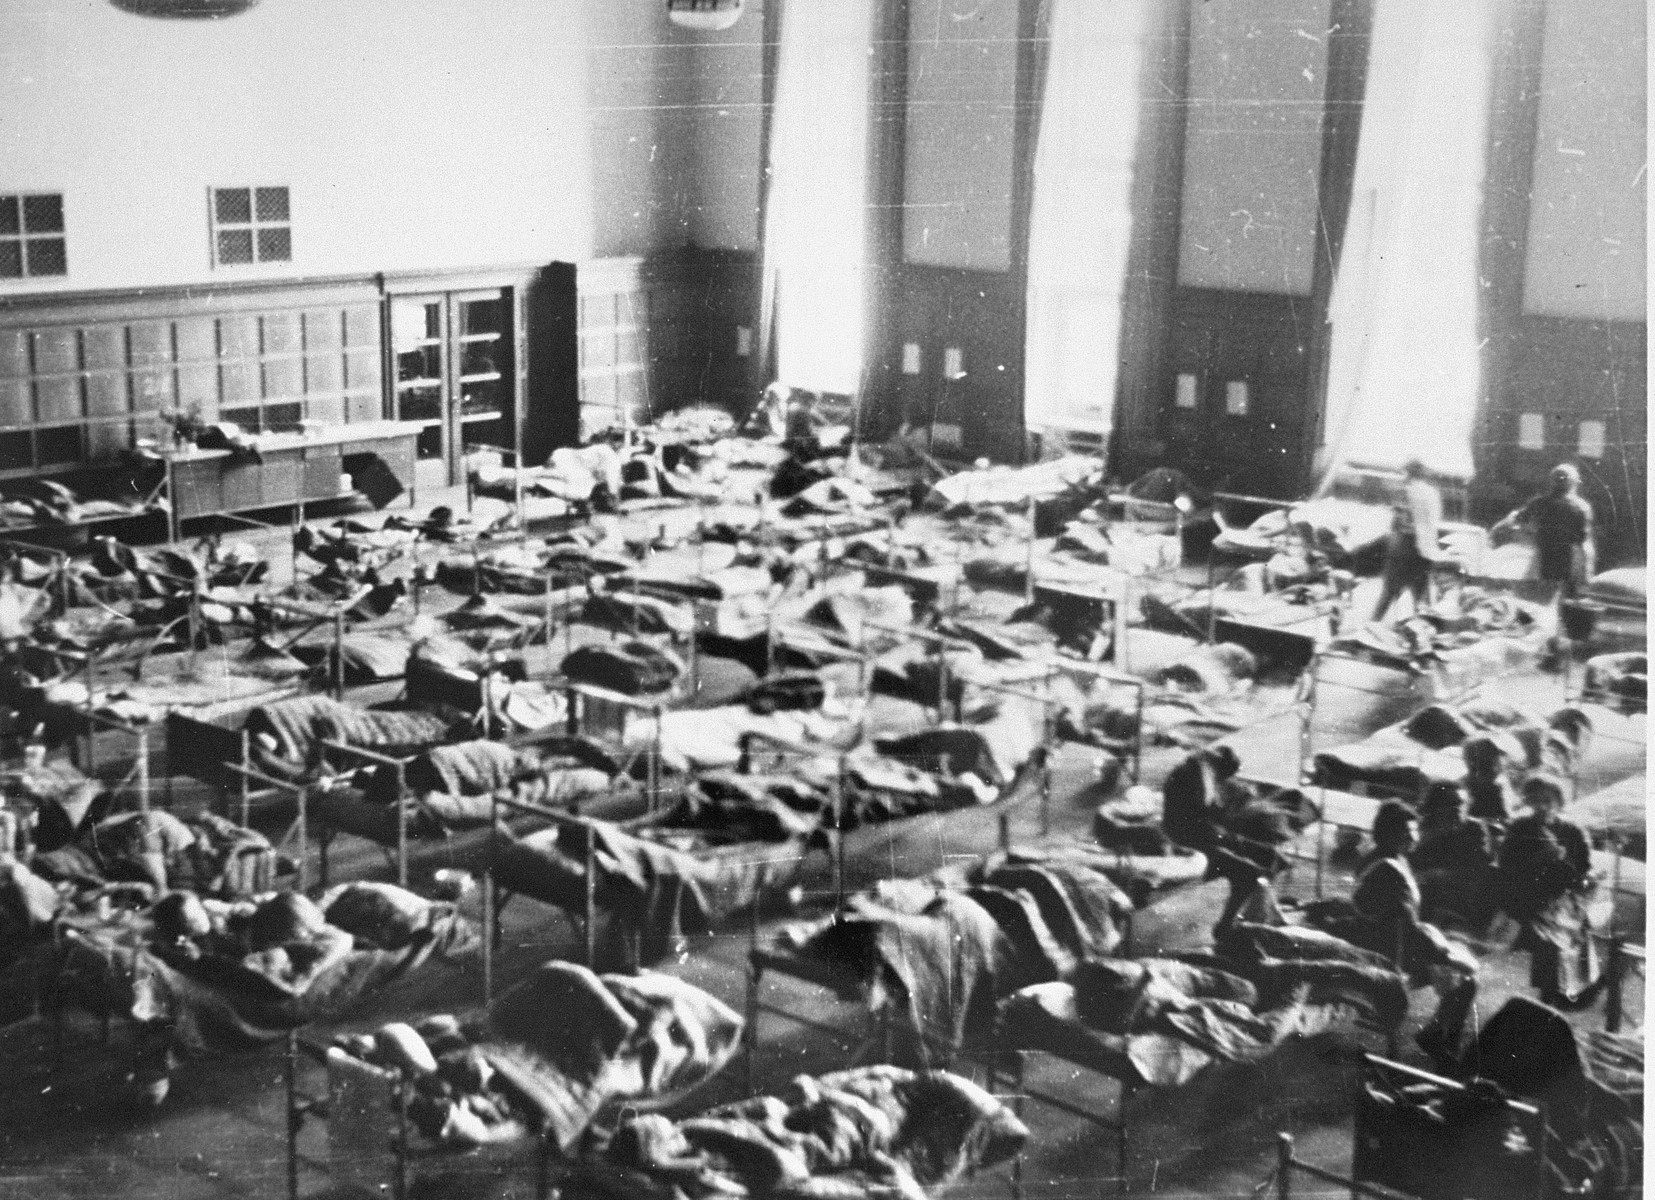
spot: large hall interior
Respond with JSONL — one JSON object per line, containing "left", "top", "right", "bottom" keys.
{"left": 0, "top": 1, "right": 1647, "bottom": 1198}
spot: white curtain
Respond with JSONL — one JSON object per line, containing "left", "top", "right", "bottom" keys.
{"left": 1023, "top": 0, "right": 1151, "bottom": 440}
{"left": 1315, "top": 0, "right": 1497, "bottom": 486}
{"left": 760, "top": 0, "right": 875, "bottom": 397}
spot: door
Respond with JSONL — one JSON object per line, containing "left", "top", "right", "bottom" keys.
{"left": 388, "top": 288, "right": 515, "bottom": 491}
{"left": 389, "top": 293, "right": 449, "bottom": 494}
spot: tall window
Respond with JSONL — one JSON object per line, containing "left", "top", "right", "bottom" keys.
{"left": 0, "top": 194, "right": 68, "bottom": 279}
{"left": 1023, "top": 0, "right": 1152, "bottom": 436}
{"left": 210, "top": 186, "right": 292, "bottom": 266}
{"left": 761, "top": 0, "right": 876, "bottom": 396}
{"left": 1316, "top": 0, "right": 1496, "bottom": 482}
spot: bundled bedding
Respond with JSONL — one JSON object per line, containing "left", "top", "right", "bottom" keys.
{"left": 240, "top": 694, "right": 465, "bottom": 781}
{"left": 31, "top": 809, "right": 286, "bottom": 898}
{"left": 1310, "top": 699, "right": 1591, "bottom": 797}
{"left": 1329, "top": 588, "right": 1551, "bottom": 695}
{"left": 310, "top": 735, "right": 619, "bottom": 844}
{"left": 762, "top": 844, "right": 1139, "bottom": 1057}
{"left": 488, "top": 804, "right": 811, "bottom": 964}
{"left": 328, "top": 960, "right": 743, "bottom": 1151}
{"left": 49, "top": 883, "right": 475, "bottom": 1068}
{"left": 999, "top": 913, "right": 1408, "bottom": 1092}
{"left": 576, "top": 1064, "right": 1027, "bottom": 1200}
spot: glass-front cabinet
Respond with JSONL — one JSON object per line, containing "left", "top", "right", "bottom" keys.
{"left": 388, "top": 284, "right": 518, "bottom": 491}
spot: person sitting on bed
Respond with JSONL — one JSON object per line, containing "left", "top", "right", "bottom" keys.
{"left": 1461, "top": 735, "right": 1519, "bottom": 824}
{"left": 1410, "top": 783, "right": 1497, "bottom": 930}
{"left": 1496, "top": 774, "right": 1603, "bottom": 1009}
{"left": 1161, "top": 746, "right": 1285, "bottom": 932}
{"left": 1347, "top": 801, "right": 1479, "bottom": 982}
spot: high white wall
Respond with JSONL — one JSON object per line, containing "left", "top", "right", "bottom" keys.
{"left": 586, "top": 0, "right": 763, "bottom": 257}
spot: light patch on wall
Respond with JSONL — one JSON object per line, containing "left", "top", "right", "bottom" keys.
{"left": 1225, "top": 380, "right": 1249, "bottom": 416}
{"left": 1175, "top": 372, "right": 1199, "bottom": 409}
{"left": 943, "top": 346, "right": 964, "bottom": 379}
{"left": 1518, "top": 412, "right": 1545, "bottom": 450}
{"left": 930, "top": 422, "right": 963, "bottom": 450}
{"left": 902, "top": 342, "right": 922, "bottom": 375}
{"left": 735, "top": 325, "right": 752, "bottom": 357}
{"left": 1578, "top": 419, "right": 1606, "bottom": 459}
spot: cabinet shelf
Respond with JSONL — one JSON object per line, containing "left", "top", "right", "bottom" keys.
{"left": 459, "top": 371, "right": 502, "bottom": 385}
{"left": 396, "top": 377, "right": 443, "bottom": 390}
{"left": 458, "top": 332, "right": 502, "bottom": 344}
{"left": 459, "top": 411, "right": 503, "bottom": 424}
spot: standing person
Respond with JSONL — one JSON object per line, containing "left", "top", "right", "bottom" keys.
{"left": 1492, "top": 462, "right": 1595, "bottom": 596}
{"left": 1372, "top": 458, "right": 1444, "bottom": 621}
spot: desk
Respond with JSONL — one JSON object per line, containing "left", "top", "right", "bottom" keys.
{"left": 165, "top": 421, "right": 420, "bottom": 540}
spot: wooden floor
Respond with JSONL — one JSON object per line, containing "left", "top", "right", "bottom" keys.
{"left": 0, "top": 493, "right": 1643, "bottom": 1200}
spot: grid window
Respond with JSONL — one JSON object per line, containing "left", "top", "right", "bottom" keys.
{"left": 0, "top": 193, "right": 69, "bottom": 279}
{"left": 210, "top": 186, "right": 291, "bottom": 266}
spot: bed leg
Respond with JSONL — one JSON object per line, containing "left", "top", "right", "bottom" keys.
{"left": 1275, "top": 1131, "right": 1293, "bottom": 1200}
{"left": 482, "top": 873, "right": 494, "bottom": 1007}
{"left": 535, "top": 1134, "right": 552, "bottom": 1200}
{"left": 1604, "top": 936, "right": 1625, "bottom": 1033}
{"left": 745, "top": 957, "right": 761, "bottom": 1096}
{"left": 1116, "top": 1080, "right": 1131, "bottom": 1196}
{"left": 285, "top": 1030, "right": 300, "bottom": 1200}
{"left": 1010, "top": 1050, "right": 1026, "bottom": 1200}
{"left": 394, "top": 1072, "right": 410, "bottom": 1200}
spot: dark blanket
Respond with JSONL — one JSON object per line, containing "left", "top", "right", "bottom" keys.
{"left": 584, "top": 1065, "right": 1027, "bottom": 1200}
{"left": 490, "top": 817, "right": 805, "bottom": 965}
{"left": 32, "top": 811, "right": 281, "bottom": 899}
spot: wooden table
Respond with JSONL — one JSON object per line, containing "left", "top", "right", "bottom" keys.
{"left": 164, "top": 421, "right": 421, "bottom": 540}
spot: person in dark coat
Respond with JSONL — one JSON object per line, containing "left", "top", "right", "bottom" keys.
{"left": 1160, "top": 745, "right": 1277, "bottom": 930}
{"left": 1492, "top": 462, "right": 1595, "bottom": 595}
{"left": 1461, "top": 735, "right": 1520, "bottom": 824}
{"left": 1410, "top": 782, "right": 1498, "bottom": 929}
{"left": 1496, "top": 773, "right": 1600, "bottom": 1006}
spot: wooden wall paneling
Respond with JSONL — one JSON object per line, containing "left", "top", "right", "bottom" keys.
{"left": 35, "top": 376, "right": 82, "bottom": 425}
{"left": 84, "top": 371, "right": 127, "bottom": 419}
{"left": 0, "top": 380, "right": 29, "bottom": 428}
{"left": 128, "top": 321, "right": 172, "bottom": 367}
{"left": 0, "top": 330, "right": 27, "bottom": 378}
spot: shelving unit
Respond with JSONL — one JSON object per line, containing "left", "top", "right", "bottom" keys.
{"left": 387, "top": 283, "right": 520, "bottom": 492}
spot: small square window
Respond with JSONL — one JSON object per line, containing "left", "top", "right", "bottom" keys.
{"left": 21, "top": 194, "right": 62, "bottom": 233}
{"left": 256, "top": 227, "right": 291, "bottom": 262}
{"left": 215, "top": 188, "right": 252, "bottom": 224}
{"left": 24, "top": 239, "right": 66, "bottom": 276}
{"left": 211, "top": 185, "right": 291, "bottom": 267}
{"left": 0, "top": 193, "right": 69, "bottom": 280}
{"left": 255, "top": 187, "right": 289, "bottom": 222}
{"left": 217, "top": 228, "right": 254, "bottom": 265}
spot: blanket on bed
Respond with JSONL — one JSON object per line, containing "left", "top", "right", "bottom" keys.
{"left": 584, "top": 1065, "right": 1027, "bottom": 1200}
{"left": 331, "top": 961, "right": 743, "bottom": 1152}
{"left": 59, "top": 886, "right": 475, "bottom": 1057}
{"left": 245, "top": 695, "right": 457, "bottom": 780}
{"left": 491, "top": 817, "right": 803, "bottom": 965}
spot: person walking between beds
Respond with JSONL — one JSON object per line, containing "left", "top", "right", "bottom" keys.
{"left": 1371, "top": 459, "right": 1444, "bottom": 621}
{"left": 1491, "top": 462, "right": 1595, "bottom": 597}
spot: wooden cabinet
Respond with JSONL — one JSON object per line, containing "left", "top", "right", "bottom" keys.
{"left": 386, "top": 275, "right": 527, "bottom": 491}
